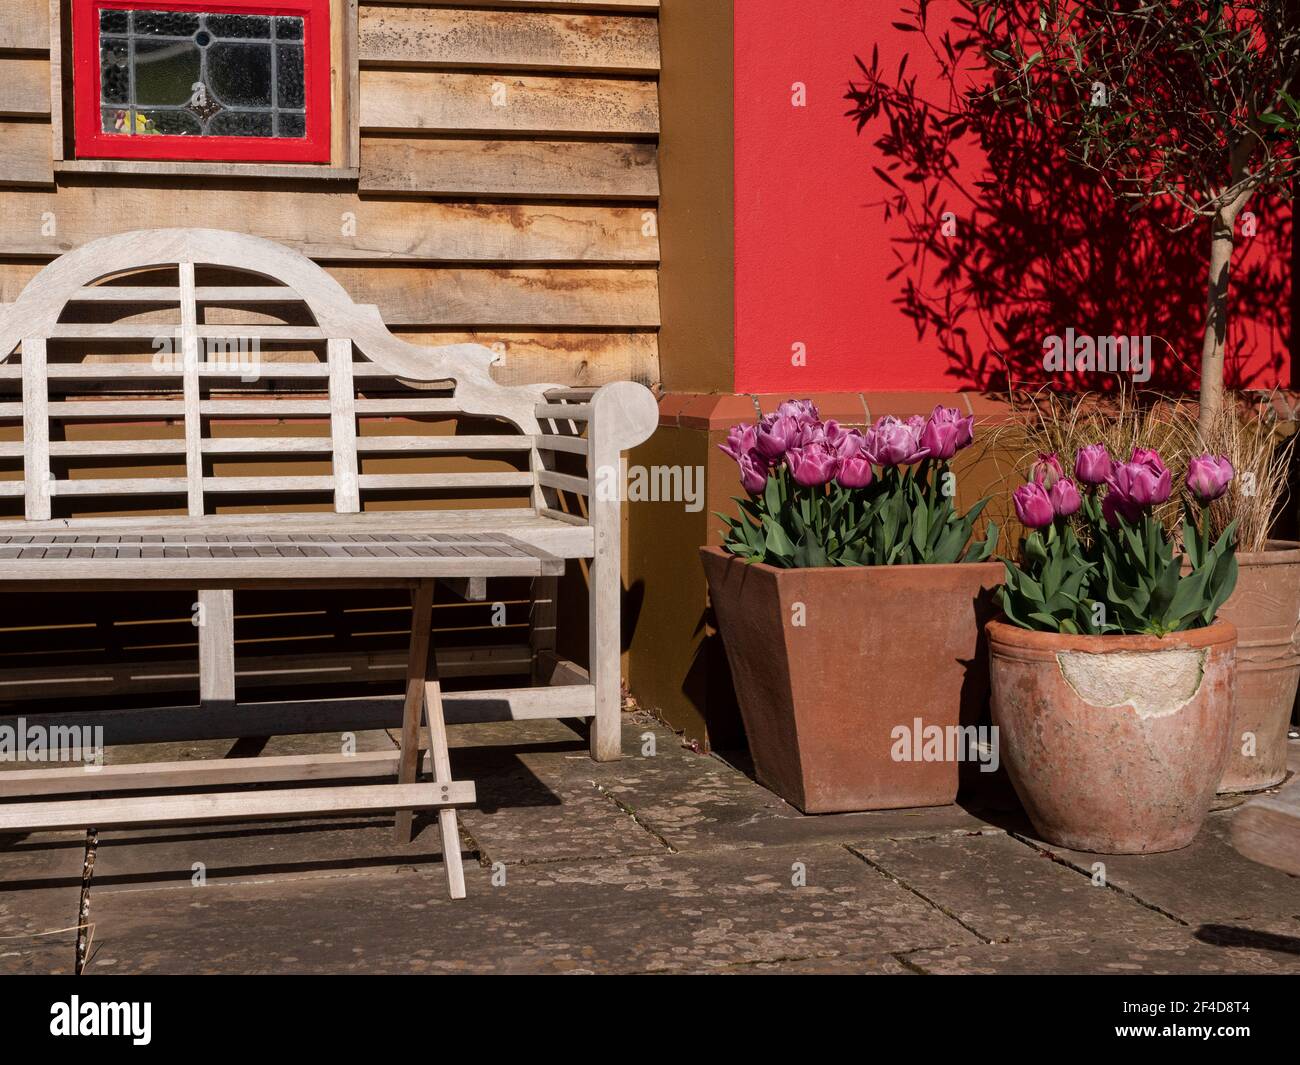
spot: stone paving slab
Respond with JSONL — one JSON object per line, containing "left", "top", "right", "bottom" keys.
{"left": 850, "top": 831, "right": 1177, "bottom": 943}
{"left": 510, "top": 722, "right": 1010, "bottom": 854}
{"left": 448, "top": 728, "right": 676, "bottom": 865}
{"left": 1016, "top": 810, "right": 1300, "bottom": 929}
{"left": 905, "top": 927, "right": 1300, "bottom": 974}
{"left": 82, "top": 843, "right": 978, "bottom": 975}
{"left": 91, "top": 815, "right": 456, "bottom": 892}
{"left": 0, "top": 830, "right": 85, "bottom": 975}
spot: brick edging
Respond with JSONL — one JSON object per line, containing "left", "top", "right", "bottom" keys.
{"left": 655, "top": 390, "right": 1300, "bottom": 430}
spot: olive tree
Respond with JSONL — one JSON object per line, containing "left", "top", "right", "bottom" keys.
{"left": 970, "top": 0, "right": 1300, "bottom": 433}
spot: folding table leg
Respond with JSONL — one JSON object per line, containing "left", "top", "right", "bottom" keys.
{"left": 394, "top": 580, "right": 435, "bottom": 844}
{"left": 423, "top": 654, "right": 467, "bottom": 900}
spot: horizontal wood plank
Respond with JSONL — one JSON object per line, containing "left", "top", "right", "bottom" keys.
{"left": 0, "top": 56, "right": 50, "bottom": 116}
{"left": 359, "top": 136, "right": 658, "bottom": 198}
{"left": 0, "top": 121, "right": 52, "bottom": 186}
{"left": 327, "top": 265, "right": 661, "bottom": 327}
{"left": 0, "top": 263, "right": 661, "bottom": 330}
{"left": 0, "top": 188, "right": 657, "bottom": 262}
{"left": 359, "top": 6, "right": 659, "bottom": 73}
{"left": 396, "top": 330, "right": 658, "bottom": 385}
{"left": 0, "top": 0, "right": 50, "bottom": 50}
{"left": 0, "top": 782, "right": 476, "bottom": 832}
{"left": 359, "top": 70, "right": 658, "bottom": 135}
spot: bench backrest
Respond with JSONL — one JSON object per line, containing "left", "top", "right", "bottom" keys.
{"left": 0, "top": 228, "right": 578, "bottom": 523}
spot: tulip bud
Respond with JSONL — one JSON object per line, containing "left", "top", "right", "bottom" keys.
{"left": 1185, "top": 454, "right": 1234, "bottom": 503}
{"left": 836, "top": 453, "right": 874, "bottom": 489}
{"left": 1030, "top": 452, "right": 1064, "bottom": 490}
{"left": 1049, "top": 477, "right": 1082, "bottom": 518}
{"left": 737, "top": 450, "right": 769, "bottom": 494}
{"left": 1073, "top": 443, "right": 1111, "bottom": 486}
{"left": 1013, "top": 482, "right": 1055, "bottom": 529}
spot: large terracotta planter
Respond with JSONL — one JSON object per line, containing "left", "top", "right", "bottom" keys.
{"left": 1214, "top": 541, "right": 1300, "bottom": 793}
{"left": 700, "top": 546, "right": 1002, "bottom": 814}
{"left": 987, "top": 619, "right": 1237, "bottom": 853}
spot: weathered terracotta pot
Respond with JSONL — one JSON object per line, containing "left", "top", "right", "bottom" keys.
{"left": 700, "top": 546, "right": 1002, "bottom": 814}
{"left": 987, "top": 619, "right": 1237, "bottom": 853}
{"left": 1214, "top": 541, "right": 1300, "bottom": 793}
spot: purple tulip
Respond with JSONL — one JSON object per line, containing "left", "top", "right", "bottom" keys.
{"left": 1013, "top": 482, "right": 1055, "bottom": 529}
{"left": 1030, "top": 452, "right": 1064, "bottom": 490}
{"left": 1186, "top": 454, "right": 1234, "bottom": 503}
{"left": 1130, "top": 447, "right": 1167, "bottom": 476}
{"left": 1049, "top": 477, "right": 1082, "bottom": 518}
{"left": 794, "top": 418, "right": 828, "bottom": 447}
{"left": 785, "top": 442, "right": 840, "bottom": 487}
{"left": 1104, "top": 457, "right": 1172, "bottom": 524}
{"left": 1074, "top": 443, "right": 1111, "bottom": 486}
{"left": 861, "top": 415, "right": 930, "bottom": 466}
{"left": 737, "top": 450, "right": 769, "bottom": 494}
{"left": 755, "top": 413, "right": 800, "bottom": 460}
{"left": 718, "top": 422, "right": 758, "bottom": 463}
{"left": 920, "top": 405, "right": 975, "bottom": 460}
{"left": 837, "top": 453, "right": 874, "bottom": 489}
{"left": 823, "top": 421, "right": 865, "bottom": 460}
{"left": 776, "top": 399, "right": 820, "bottom": 423}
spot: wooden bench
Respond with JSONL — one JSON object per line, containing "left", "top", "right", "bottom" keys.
{"left": 0, "top": 228, "right": 657, "bottom": 898}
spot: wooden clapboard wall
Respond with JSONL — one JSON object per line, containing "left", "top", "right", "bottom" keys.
{"left": 0, "top": 0, "right": 661, "bottom": 709}
{"left": 0, "top": 0, "right": 661, "bottom": 386}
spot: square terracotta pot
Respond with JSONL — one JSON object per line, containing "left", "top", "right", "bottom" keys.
{"left": 701, "top": 547, "right": 1003, "bottom": 813}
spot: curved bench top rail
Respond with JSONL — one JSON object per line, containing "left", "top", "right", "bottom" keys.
{"left": 0, "top": 227, "right": 614, "bottom": 522}
{"left": 0, "top": 228, "right": 554, "bottom": 435}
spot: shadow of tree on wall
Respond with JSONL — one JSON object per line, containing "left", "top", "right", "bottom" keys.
{"left": 843, "top": 1, "right": 1292, "bottom": 393}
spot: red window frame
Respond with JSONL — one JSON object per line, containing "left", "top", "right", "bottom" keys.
{"left": 72, "top": 0, "right": 332, "bottom": 164}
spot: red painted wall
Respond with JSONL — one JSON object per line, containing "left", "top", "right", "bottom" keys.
{"left": 732, "top": 0, "right": 1292, "bottom": 395}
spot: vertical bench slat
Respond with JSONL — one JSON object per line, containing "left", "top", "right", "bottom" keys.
{"left": 179, "top": 261, "right": 204, "bottom": 518}
{"left": 21, "top": 336, "right": 49, "bottom": 521}
{"left": 328, "top": 338, "right": 360, "bottom": 514}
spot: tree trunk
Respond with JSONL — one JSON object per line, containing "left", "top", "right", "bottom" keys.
{"left": 1198, "top": 208, "right": 1236, "bottom": 439}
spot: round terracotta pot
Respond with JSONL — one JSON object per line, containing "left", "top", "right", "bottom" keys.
{"left": 1213, "top": 541, "right": 1300, "bottom": 793}
{"left": 987, "top": 619, "right": 1237, "bottom": 854}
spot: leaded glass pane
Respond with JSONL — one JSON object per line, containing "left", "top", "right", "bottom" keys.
{"left": 96, "top": 8, "right": 308, "bottom": 140}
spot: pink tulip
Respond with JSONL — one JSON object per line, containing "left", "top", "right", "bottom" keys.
{"left": 1130, "top": 447, "right": 1167, "bottom": 476}
{"left": 737, "top": 450, "right": 769, "bottom": 494}
{"left": 1104, "top": 457, "right": 1172, "bottom": 524}
{"left": 824, "top": 421, "right": 865, "bottom": 460}
{"left": 794, "top": 419, "right": 828, "bottom": 447}
{"left": 1186, "top": 454, "right": 1234, "bottom": 503}
{"left": 1013, "top": 482, "right": 1055, "bottom": 529}
{"left": 837, "top": 453, "right": 874, "bottom": 489}
{"left": 861, "top": 415, "right": 930, "bottom": 466}
{"left": 755, "top": 413, "right": 800, "bottom": 459}
{"left": 919, "top": 405, "right": 974, "bottom": 460}
{"left": 1030, "top": 452, "right": 1064, "bottom": 489}
{"left": 776, "top": 399, "right": 820, "bottom": 423}
{"left": 1049, "top": 477, "right": 1081, "bottom": 518}
{"left": 785, "top": 442, "right": 840, "bottom": 487}
{"left": 718, "top": 423, "right": 758, "bottom": 463}
{"left": 1073, "top": 443, "right": 1111, "bottom": 486}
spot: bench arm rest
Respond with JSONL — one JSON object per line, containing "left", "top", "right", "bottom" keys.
{"left": 589, "top": 381, "right": 659, "bottom": 453}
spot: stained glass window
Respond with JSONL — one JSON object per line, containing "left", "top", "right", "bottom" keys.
{"left": 97, "top": 9, "right": 307, "bottom": 139}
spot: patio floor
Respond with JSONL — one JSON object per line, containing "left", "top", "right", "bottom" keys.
{"left": 2, "top": 712, "right": 1298, "bottom": 975}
